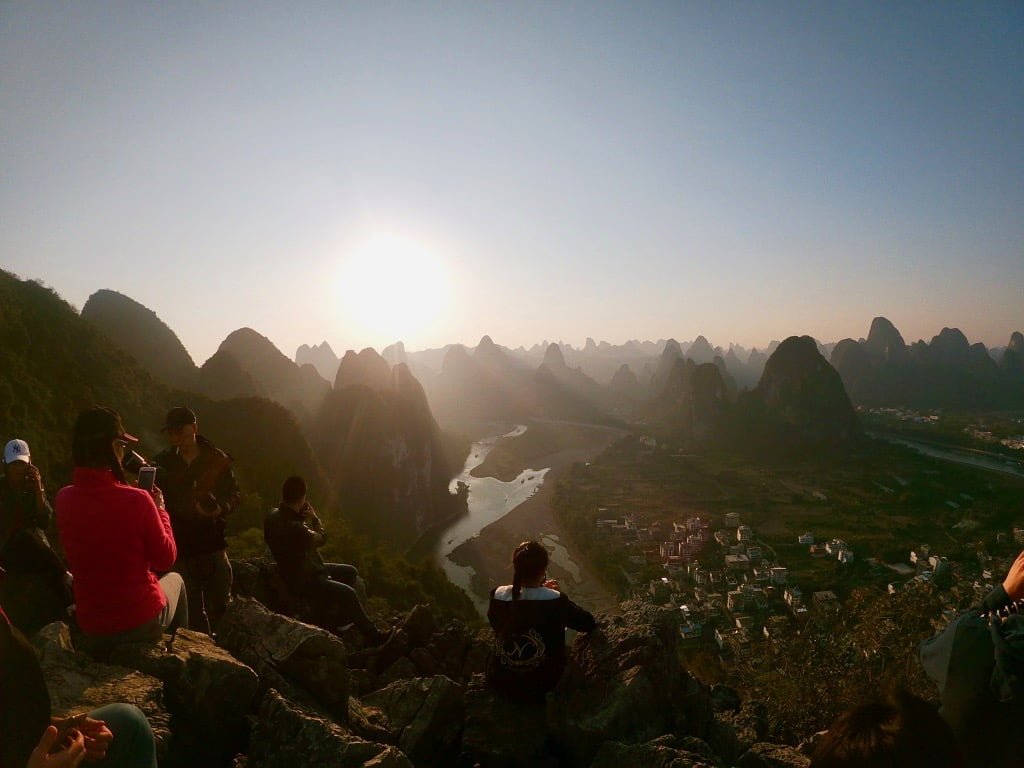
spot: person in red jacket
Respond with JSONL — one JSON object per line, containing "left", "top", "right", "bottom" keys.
{"left": 56, "top": 407, "right": 188, "bottom": 657}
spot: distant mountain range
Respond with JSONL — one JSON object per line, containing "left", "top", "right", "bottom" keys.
{"left": 830, "top": 317, "right": 1024, "bottom": 409}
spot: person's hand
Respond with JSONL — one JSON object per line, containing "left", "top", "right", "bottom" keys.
{"left": 543, "top": 578, "right": 560, "bottom": 591}
{"left": 149, "top": 487, "right": 165, "bottom": 510}
{"left": 1003, "top": 550, "right": 1024, "bottom": 602}
{"left": 77, "top": 718, "right": 112, "bottom": 762}
{"left": 26, "top": 464, "right": 44, "bottom": 493}
{"left": 27, "top": 725, "right": 86, "bottom": 768}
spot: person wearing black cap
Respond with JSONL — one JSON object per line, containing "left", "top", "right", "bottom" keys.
{"left": 154, "top": 407, "right": 239, "bottom": 635}
{"left": 55, "top": 407, "right": 187, "bottom": 657}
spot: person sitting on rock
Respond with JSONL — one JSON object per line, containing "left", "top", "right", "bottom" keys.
{"left": 0, "top": 439, "right": 71, "bottom": 635}
{"left": 0, "top": 567, "right": 158, "bottom": 768}
{"left": 809, "top": 689, "right": 962, "bottom": 768}
{"left": 55, "top": 407, "right": 188, "bottom": 659}
{"left": 264, "top": 475, "right": 391, "bottom": 646}
{"left": 920, "top": 549, "right": 1024, "bottom": 767}
{"left": 487, "top": 540, "right": 596, "bottom": 701}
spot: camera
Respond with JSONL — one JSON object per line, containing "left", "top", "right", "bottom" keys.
{"left": 198, "top": 493, "right": 220, "bottom": 514}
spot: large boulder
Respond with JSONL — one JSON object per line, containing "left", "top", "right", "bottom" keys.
{"left": 362, "top": 676, "right": 464, "bottom": 765}
{"left": 248, "top": 689, "right": 412, "bottom": 768}
{"left": 108, "top": 629, "right": 259, "bottom": 765}
{"left": 458, "top": 685, "right": 552, "bottom": 768}
{"left": 547, "top": 601, "right": 711, "bottom": 767}
{"left": 32, "top": 622, "right": 171, "bottom": 758}
{"left": 218, "top": 597, "right": 350, "bottom": 719}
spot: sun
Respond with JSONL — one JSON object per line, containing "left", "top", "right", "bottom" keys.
{"left": 335, "top": 234, "right": 452, "bottom": 345}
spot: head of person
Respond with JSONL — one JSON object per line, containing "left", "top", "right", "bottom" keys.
{"left": 71, "top": 407, "right": 139, "bottom": 484}
{"left": 161, "top": 406, "right": 197, "bottom": 447}
{"left": 511, "top": 540, "right": 549, "bottom": 600}
{"left": 281, "top": 475, "right": 307, "bottom": 510}
{"left": 810, "top": 689, "right": 963, "bottom": 768}
{"left": 3, "top": 439, "right": 33, "bottom": 488}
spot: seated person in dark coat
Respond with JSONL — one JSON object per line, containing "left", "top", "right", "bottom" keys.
{"left": 264, "top": 476, "right": 389, "bottom": 645}
{"left": 920, "top": 549, "right": 1024, "bottom": 767}
{"left": 487, "top": 540, "right": 596, "bottom": 701}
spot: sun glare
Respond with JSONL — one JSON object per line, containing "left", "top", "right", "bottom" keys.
{"left": 335, "top": 234, "right": 452, "bottom": 344}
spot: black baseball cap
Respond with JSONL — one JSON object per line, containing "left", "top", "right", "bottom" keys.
{"left": 75, "top": 406, "right": 139, "bottom": 444}
{"left": 162, "top": 406, "right": 197, "bottom": 432}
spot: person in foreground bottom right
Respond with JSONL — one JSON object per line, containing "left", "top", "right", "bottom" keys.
{"left": 486, "top": 540, "right": 596, "bottom": 702}
{"left": 809, "top": 689, "right": 962, "bottom": 768}
{"left": 920, "top": 549, "right": 1024, "bottom": 767}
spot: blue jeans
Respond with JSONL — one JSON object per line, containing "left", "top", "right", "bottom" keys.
{"left": 87, "top": 703, "right": 157, "bottom": 768}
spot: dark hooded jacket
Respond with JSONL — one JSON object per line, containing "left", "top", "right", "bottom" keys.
{"left": 920, "top": 584, "right": 1024, "bottom": 767}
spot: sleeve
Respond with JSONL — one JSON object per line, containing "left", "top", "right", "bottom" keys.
{"left": 140, "top": 492, "right": 177, "bottom": 572}
{"left": 215, "top": 460, "right": 240, "bottom": 516}
{"left": 28, "top": 493, "right": 52, "bottom": 530}
{"left": 308, "top": 512, "right": 326, "bottom": 545}
{"left": 560, "top": 595, "right": 597, "bottom": 633}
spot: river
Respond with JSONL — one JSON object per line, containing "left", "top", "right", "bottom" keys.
{"left": 871, "top": 432, "right": 1024, "bottom": 478}
{"left": 432, "top": 425, "right": 550, "bottom": 613}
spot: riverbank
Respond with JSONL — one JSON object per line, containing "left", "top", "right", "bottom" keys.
{"left": 448, "top": 422, "right": 625, "bottom": 615}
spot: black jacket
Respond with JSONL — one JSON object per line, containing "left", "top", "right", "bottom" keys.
{"left": 921, "top": 584, "right": 1024, "bottom": 767}
{"left": 0, "top": 481, "right": 59, "bottom": 575}
{"left": 487, "top": 586, "right": 596, "bottom": 700}
{"left": 263, "top": 504, "right": 328, "bottom": 589}
{"left": 154, "top": 436, "right": 239, "bottom": 558}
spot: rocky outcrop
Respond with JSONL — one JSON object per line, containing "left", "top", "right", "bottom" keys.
{"left": 249, "top": 689, "right": 413, "bottom": 768}
{"left": 363, "top": 676, "right": 464, "bottom": 764}
{"left": 27, "top": 590, "right": 827, "bottom": 768}
{"left": 32, "top": 623, "right": 172, "bottom": 759}
{"left": 107, "top": 629, "right": 258, "bottom": 765}
{"left": 218, "top": 597, "right": 351, "bottom": 718}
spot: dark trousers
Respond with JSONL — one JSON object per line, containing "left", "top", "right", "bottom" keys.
{"left": 176, "top": 549, "right": 231, "bottom": 635}
{"left": 310, "top": 563, "right": 376, "bottom": 639}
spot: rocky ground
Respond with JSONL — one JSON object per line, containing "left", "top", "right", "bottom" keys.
{"left": 35, "top": 557, "right": 814, "bottom": 767}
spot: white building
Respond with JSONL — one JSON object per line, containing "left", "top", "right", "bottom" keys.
{"left": 798, "top": 532, "right": 814, "bottom": 545}
{"left": 737, "top": 525, "right": 753, "bottom": 543}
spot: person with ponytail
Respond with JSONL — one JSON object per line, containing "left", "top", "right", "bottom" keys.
{"left": 55, "top": 407, "right": 187, "bottom": 658}
{"left": 486, "top": 540, "right": 596, "bottom": 700}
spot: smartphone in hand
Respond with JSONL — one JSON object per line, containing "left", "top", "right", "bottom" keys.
{"left": 50, "top": 712, "right": 88, "bottom": 753}
{"left": 138, "top": 466, "right": 157, "bottom": 491}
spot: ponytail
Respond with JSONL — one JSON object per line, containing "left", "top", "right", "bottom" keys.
{"left": 510, "top": 540, "right": 549, "bottom": 604}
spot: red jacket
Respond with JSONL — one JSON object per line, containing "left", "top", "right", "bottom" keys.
{"left": 56, "top": 468, "right": 176, "bottom": 635}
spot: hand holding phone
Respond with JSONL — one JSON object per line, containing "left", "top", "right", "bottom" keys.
{"left": 137, "top": 466, "right": 157, "bottom": 492}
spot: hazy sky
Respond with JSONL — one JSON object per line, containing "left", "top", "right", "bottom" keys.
{"left": 2, "top": 2, "right": 1021, "bottom": 364}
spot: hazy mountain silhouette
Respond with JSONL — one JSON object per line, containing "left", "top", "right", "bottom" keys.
{"left": 198, "top": 349, "right": 267, "bottom": 401}
{"left": 81, "top": 289, "right": 199, "bottom": 390}
{"left": 830, "top": 317, "right": 1022, "bottom": 408}
{"left": 206, "top": 328, "right": 331, "bottom": 423}
{"left": 686, "top": 335, "right": 716, "bottom": 364}
{"left": 295, "top": 341, "right": 340, "bottom": 382}
{"left": 738, "top": 335, "right": 861, "bottom": 448}
{"left": 312, "top": 349, "right": 465, "bottom": 545}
